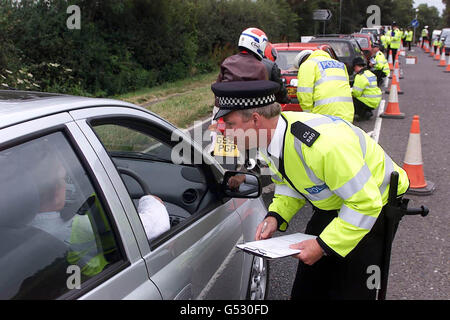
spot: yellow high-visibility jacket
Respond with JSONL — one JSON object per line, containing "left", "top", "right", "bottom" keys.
{"left": 296, "top": 50, "right": 354, "bottom": 123}
{"left": 390, "top": 29, "right": 402, "bottom": 49}
{"left": 265, "top": 112, "right": 409, "bottom": 257}
{"left": 352, "top": 69, "right": 382, "bottom": 109}
{"left": 406, "top": 31, "right": 413, "bottom": 42}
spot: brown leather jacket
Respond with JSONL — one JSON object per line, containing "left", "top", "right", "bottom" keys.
{"left": 217, "top": 51, "right": 268, "bottom": 83}
{"left": 215, "top": 51, "right": 269, "bottom": 108}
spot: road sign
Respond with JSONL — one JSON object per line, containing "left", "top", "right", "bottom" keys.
{"left": 313, "top": 9, "right": 332, "bottom": 21}
{"left": 411, "top": 19, "right": 419, "bottom": 28}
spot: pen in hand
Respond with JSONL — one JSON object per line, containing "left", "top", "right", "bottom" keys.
{"left": 260, "top": 221, "right": 268, "bottom": 238}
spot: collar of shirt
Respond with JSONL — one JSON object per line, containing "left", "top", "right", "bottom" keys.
{"left": 267, "top": 115, "right": 286, "bottom": 158}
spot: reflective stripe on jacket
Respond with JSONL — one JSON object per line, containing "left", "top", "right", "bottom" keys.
{"left": 352, "top": 69, "right": 382, "bottom": 109}
{"left": 296, "top": 50, "right": 354, "bottom": 123}
{"left": 265, "top": 112, "right": 409, "bottom": 257}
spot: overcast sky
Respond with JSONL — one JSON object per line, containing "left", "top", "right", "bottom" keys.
{"left": 414, "top": 0, "right": 446, "bottom": 15}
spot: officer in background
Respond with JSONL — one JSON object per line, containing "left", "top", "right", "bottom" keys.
{"left": 384, "top": 27, "right": 392, "bottom": 58}
{"left": 432, "top": 37, "right": 443, "bottom": 55}
{"left": 369, "top": 43, "right": 390, "bottom": 87}
{"left": 211, "top": 80, "right": 410, "bottom": 300}
{"left": 405, "top": 28, "right": 413, "bottom": 51}
{"left": 294, "top": 49, "right": 354, "bottom": 123}
{"left": 262, "top": 42, "right": 289, "bottom": 104}
{"left": 421, "top": 26, "right": 429, "bottom": 48}
{"left": 390, "top": 22, "right": 402, "bottom": 64}
{"left": 351, "top": 57, "right": 382, "bottom": 121}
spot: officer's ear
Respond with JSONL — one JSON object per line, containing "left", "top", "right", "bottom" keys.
{"left": 251, "top": 112, "right": 263, "bottom": 127}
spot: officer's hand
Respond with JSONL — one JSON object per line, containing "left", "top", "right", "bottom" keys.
{"left": 254, "top": 217, "right": 277, "bottom": 241}
{"left": 289, "top": 239, "right": 324, "bottom": 265}
{"left": 227, "top": 175, "right": 246, "bottom": 189}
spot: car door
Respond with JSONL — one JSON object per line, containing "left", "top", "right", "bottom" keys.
{"left": 0, "top": 113, "right": 161, "bottom": 300}
{"left": 70, "top": 105, "right": 246, "bottom": 300}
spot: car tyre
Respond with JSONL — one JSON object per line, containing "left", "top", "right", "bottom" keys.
{"left": 246, "top": 256, "right": 269, "bottom": 300}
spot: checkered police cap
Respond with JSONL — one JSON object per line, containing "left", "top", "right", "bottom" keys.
{"left": 211, "top": 80, "right": 280, "bottom": 120}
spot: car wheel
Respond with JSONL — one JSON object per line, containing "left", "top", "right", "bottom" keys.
{"left": 247, "top": 256, "right": 269, "bottom": 300}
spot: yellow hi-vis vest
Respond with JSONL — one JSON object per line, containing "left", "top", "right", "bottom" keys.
{"left": 296, "top": 50, "right": 354, "bottom": 123}
{"left": 390, "top": 29, "right": 402, "bottom": 49}
{"left": 352, "top": 69, "right": 382, "bottom": 109}
{"left": 406, "top": 31, "right": 413, "bottom": 42}
{"left": 265, "top": 112, "right": 409, "bottom": 257}
{"left": 67, "top": 194, "right": 118, "bottom": 277}
{"left": 373, "top": 51, "right": 390, "bottom": 77}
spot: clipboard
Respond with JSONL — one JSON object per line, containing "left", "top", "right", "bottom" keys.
{"left": 236, "top": 232, "right": 317, "bottom": 259}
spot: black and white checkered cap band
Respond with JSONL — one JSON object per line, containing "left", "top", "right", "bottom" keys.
{"left": 218, "top": 94, "right": 276, "bottom": 109}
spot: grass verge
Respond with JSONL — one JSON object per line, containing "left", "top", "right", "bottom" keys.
{"left": 115, "top": 70, "right": 218, "bottom": 128}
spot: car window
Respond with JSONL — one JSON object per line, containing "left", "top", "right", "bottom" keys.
{"left": 277, "top": 50, "right": 302, "bottom": 71}
{"left": 329, "top": 42, "right": 351, "bottom": 58}
{"left": 355, "top": 37, "right": 369, "bottom": 48}
{"left": 91, "top": 119, "right": 224, "bottom": 246}
{"left": 94, "top": 124, "right": 173, "bottom": 162}
{"left": 0, "top": 132, "right": 124, "bottom": 299}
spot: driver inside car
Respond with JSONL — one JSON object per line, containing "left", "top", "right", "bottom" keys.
{"left": 30, "top": 146, "right": 170, "bottom": 277}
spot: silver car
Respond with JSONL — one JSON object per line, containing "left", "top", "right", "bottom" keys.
{"left": 0, "top": 90, "right": 268, "bottom": 300}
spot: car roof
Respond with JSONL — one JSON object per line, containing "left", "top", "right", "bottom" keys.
{"left": 0, "top": 90, "right": 143, "bottom": 129}
{"left": 272, "top": 42, "right": 330, "bottom": 51}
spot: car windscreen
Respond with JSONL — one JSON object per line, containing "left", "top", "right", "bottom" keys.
{"left": 326, "top": 42, "right": 352, "bottom": 59}
{"left": 355, "top": 37, "right": 369, "bottom": 49}
{"left": 277, "top": 50, "right": 302, "bottom": 71}
{"left": 440, "top": 29, "right": 450, "bottom": 42}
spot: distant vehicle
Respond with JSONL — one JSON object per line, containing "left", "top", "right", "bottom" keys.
{"left": 309, "top": 36, "right": 366, "bottom": 84}
{"left": 439, "top": 28, "right": 450, "bottom": 56}
{"left": 273, "top": 42, "right": 339, "bottom": 112}
{"left": 352, "top": 33, "right": 374, "bottom": 60}
{"left": 432, "top": 29, "right": 442, "bottom": 42}
{"left": 360, "top": 27, "right": 381, "bottom": 41}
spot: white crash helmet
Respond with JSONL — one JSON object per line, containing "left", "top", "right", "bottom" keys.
{"left": 293, "top": 50, "right": 313, "bottom": 69}
{"left": 238, "top": 27, "right": 269, "bottom": 60}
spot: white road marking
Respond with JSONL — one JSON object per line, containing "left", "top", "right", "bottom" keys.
{"left": 372, "top": 99, "right": 385, "bottom": 143}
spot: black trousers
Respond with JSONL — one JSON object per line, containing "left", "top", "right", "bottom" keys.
{"left": 372, "top": 69, "right": 386, "bottom": 87}
{"left": 406, "top": 41, "right": 411, "bottom": 51}
{"left": 352, "top": 97, "right": 374, "bottom": 120}
{"left": 390, "top": 48, "right": 398, "bottom": 64}
{"left": 291, "top": 206, "right": 386, "bottom": 300}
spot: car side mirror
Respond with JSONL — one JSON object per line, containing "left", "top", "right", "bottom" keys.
{"left": 222, "top": 171, "right": 262, "bottom": 199}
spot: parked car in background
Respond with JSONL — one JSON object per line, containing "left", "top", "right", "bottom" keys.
{"left": 439, "top": 28, "right": 450, "bottom": 56}
{"left": 352, "top": 33, "right": 374, "bottom": 60}
{"left": 308, "top": 36, "right": 366, "bottom": 84}
{"left": 273, "top": 42, "right": 339, "bottom": 111}
{"left": 0, "top": 90, "right": 268, "bottom": 300}
{"left": 432, "top": 29, "right": 442, "bottom": 43}
{"left": 360, "top": 27, "right": 381, "bottom": 42}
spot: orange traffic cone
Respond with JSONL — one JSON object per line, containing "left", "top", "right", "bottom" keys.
{"left": 439, "top": 48, "right": 447, "bottom": 66}
{"left": 445, "top": 54, "right": 450, "bottom": 72}
{"left": 403, "top": 115, "right": 435, "bottom": 195}
{"left": 434, "top": 46, "right": 441, "bottom": 60}
{"left": 424, "top": 40, "right": 430, "bottom": 53}
{"left": 381, "top": 84, "right": 405, "bottom": 119}
{"left": 388, "top": 50, "right": 394, "bottom": 70}
{"left": 385, "top": 70, "right": 403, "bottom": 94}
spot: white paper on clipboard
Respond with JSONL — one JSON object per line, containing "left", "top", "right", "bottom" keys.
{"left": 236, "top": 232, "right": 317, "bottom": 259}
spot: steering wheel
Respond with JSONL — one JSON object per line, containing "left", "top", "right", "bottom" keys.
{"left": 117, "top": 167, "right": 152, "bottom": 198}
